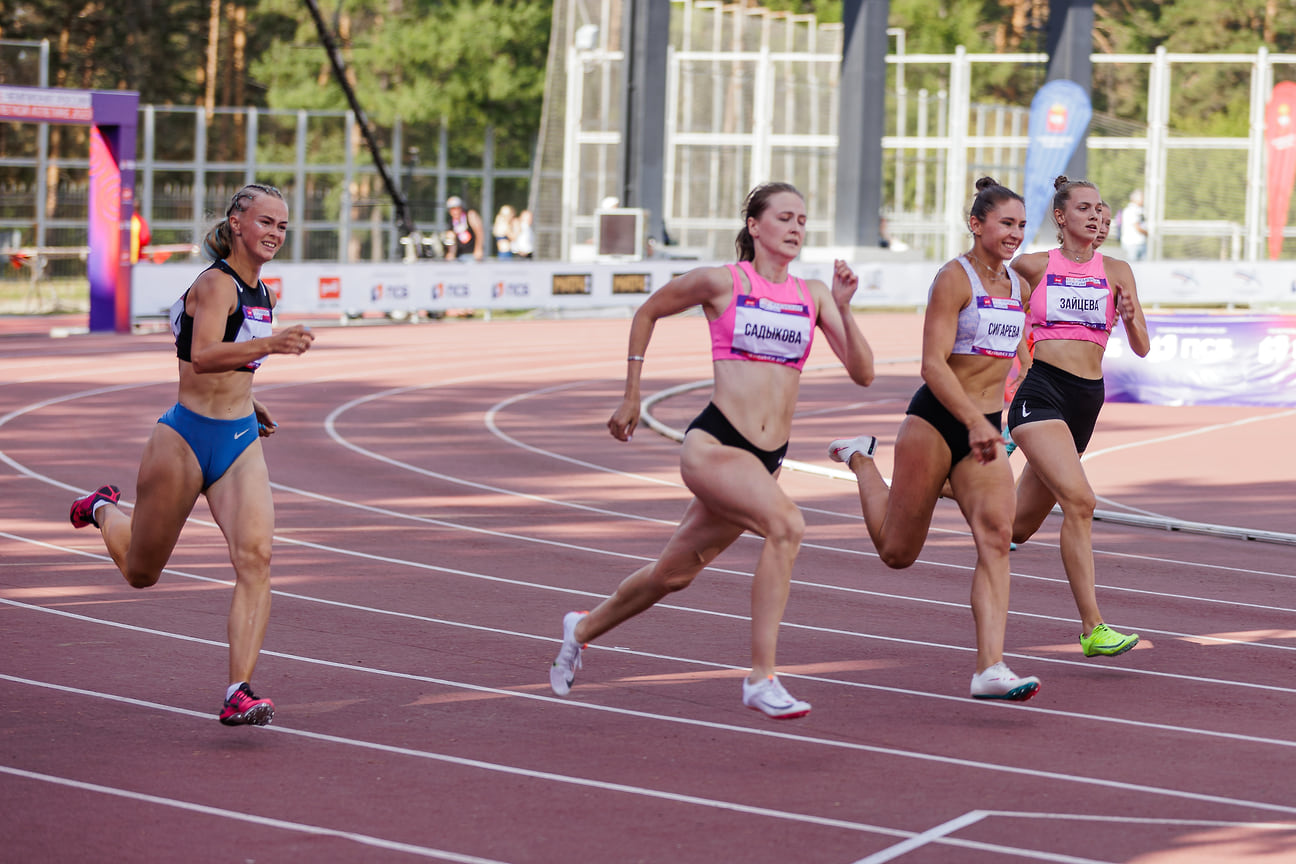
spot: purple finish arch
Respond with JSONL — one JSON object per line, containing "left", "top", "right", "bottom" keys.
{"left": 0, "top": 86, "right": 138, "bottom": 332}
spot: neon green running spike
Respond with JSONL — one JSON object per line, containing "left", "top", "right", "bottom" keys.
{"left": 1079, "top": 622, "right": 1139, "bottom": 657}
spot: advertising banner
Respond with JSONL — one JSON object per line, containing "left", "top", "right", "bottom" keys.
{"left": 1105, "top": 313, "right": 1296, "bottom": 406}
{"left": 1265, "top": 81, "right": 1296, "bottom": 260}
{"left": 1022, "top": 80, "right": 1092, "bottom": 248}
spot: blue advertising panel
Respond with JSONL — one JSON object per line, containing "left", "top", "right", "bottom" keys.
{"left": 1023, "top": 80, "right": 1092, "bottom": 248}
{"left": 1105, "top": 314, "right": 1296, "bottom": 406}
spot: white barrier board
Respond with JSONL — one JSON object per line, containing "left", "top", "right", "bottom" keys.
{"left": 131, "top": 257, "right": 1296, "bottom": 320}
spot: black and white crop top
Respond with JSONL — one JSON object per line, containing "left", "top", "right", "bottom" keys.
{"left": 170, "top": 259, "right": 274, "bottom": 372}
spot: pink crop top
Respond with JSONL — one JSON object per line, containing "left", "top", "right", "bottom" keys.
{"left": 1027, "top": 249, "right": 1118, "bottom": 348}
{"left": 709, "top": 261, "right": 816, "bottom": 371}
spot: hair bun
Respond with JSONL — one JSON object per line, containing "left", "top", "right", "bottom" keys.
{"left": 975, "top": 177, "right": 999, "bottom": 192}
{"left": 1053, "top": 175, "right": 1070, "bottom": 190}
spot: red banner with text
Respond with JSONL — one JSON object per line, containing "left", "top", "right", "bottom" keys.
{"left": 1265, "top": 82, "right": 1296, "bottom": 259}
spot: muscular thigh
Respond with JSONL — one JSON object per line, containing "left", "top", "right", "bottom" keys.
{"left": 678, "top": 434, "right": 797, "bottom": 539}
{"left": 127, "top": 423, "right": 204, "bottom": 572}
{"left": 1011, "top": 419, "right": 1090, "bottom": 503}
{"left": 205, "top": 442, "right": 274, "bottom": 553}
{"left": 949, "top": 454, "right": 1016, "bottom": 529}
{"left": 887, "top": 415, "right": 953, "bottom": 524}
{"left": 657, "top": 496, "right": 747, "bottom": 574}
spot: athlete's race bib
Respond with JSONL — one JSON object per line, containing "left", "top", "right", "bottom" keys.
{"left": 238, "top": 304, "right": 273, "bottom": 370}
{"left": 731, "top": 294, "right": 812, "bottom": 364}
{"left": 971, "top": 295, "right": 1025, "bottom": 357}
{"left": 1045, "top": 274, "right": 1110, "bottom": 330}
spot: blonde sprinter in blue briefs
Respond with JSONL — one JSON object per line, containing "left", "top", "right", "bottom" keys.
{"left": 70, "top": 184, "right": 314, "bottom": 727}
{"left": 549, "top": 182, "right": 875, "bottom": 719}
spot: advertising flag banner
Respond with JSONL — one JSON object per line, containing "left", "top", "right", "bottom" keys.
{"left": 1104, "top": 313, "right": 1296, "bottom": 407}
{"left": 1022, "top": 80, "right": 1092, "bottom": 247}
{"left": 1265, "top": 81, "right": 1296, "bottom": 260}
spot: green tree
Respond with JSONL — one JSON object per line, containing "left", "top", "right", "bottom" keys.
{"left": 0, "top": 0, "right": 296, "bottom": 106}
{"left": 252, "top": 0, "right": 550, "bottom": 169}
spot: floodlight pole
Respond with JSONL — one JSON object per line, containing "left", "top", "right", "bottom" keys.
{"left": 619, "top": 0, "right": 669, "bottom": 246}
{"left": 1045, "top": 0, "right": 1095, "bottom": 177}
{"left": 835, "top": 0, "right": 889, "bottom": 250}
{"left": 303, "top": 0, "right": 417, "bottom": 244}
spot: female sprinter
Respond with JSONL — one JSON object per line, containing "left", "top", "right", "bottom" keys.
{"left": 70, "top": 183, "right": 314, "bottom": 726}
{"left": 549, "top": 182, "right": 875, "bottom": 718}
{"left": 827, "top": 178, "right": 1042, "bottom": 701}
{"left": 1005, "top": 176, "right": 1150, "bottom": 659}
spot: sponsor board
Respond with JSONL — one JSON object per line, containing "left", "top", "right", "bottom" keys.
{"left": 263, "top": 276, "right": 283, "bottom": 303}
{"left": 318, "top": 276, "right": 342, "bottom": 302}
{"left": 612, "top": 273, "right": 651, "bottom": 294}
{"left": 492, "top": 279, "right": 532, "bottom": 300}
{"left": 1105, "top": 313, "right": 1296, "bottom": 406}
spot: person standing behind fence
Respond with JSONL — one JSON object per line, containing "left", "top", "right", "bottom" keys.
{"left": 1118, "top": 189, "right": 1148, "bottom": 261}
{"left": 511, "top": 209, "right": 535, "bottom": 259}
{"left": 492, "top": 205, "right": 516, "bottom": 258}
{"left": 549, "top": 181, "right": 875, "bottom": 719}
{"left": 444, "top": 196, "right": 485, "bottom": 261}
{"left": 68, "top": 183, "right": 315, "bottom": 727}
{"left": 1006, "top": 175, "right": 1150, "bottom": 660}
{"left": 827, "top": 177, "right": 1042, "bottom": 702}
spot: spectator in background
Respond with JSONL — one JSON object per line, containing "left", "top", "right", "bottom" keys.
{"left": 879, "top": 213, "right": 909, "bottom": 252}
{"left": 492, "top": 205, "right": 516, "bottom": 258}
{"left": 512, "top": 209, "right": 535, "bottom": 259}
{"left": 130, "top": 211, "right": 152, "bottom": 264}
{"left": 444, "top": 196, "right": 485, "bottom": 261}
{"left": 1119, "top": 189, "right": 1147, "bottom": 261}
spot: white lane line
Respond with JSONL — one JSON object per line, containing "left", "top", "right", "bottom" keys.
{"left": 1081, "top": 409, "right": 1296, "bottom": 463}
{"left": 6, "top": 526, "right": 1296, "bottom": 709}
{"left": 633, "top": 374, "right": 1296, "bottom": 544}
{"left": 5, "top": 670, "right": 1296, "bottom": 843}
{"left": 853, "top": 812, "right": 996, "bottom": 864}
{"left": 9, "top": 525, "right": 1296, "bottom": 703}
{"left": 477, "top": 373, "right": 1296, "bottom": 560}
{"left": 983, "top": 810, "right": 1296, "bottom": 828}
{"left": 0, "top": 676, "right": 913, "bottom": 843}
{"left": 317, "top": 380, "right": 1296, "bottom": 581}
{"left": 6, "top": 378, "right": 1291, "bottom": 595}
{"left": 853, "top": 809, "right": 1296, "bottom": 864}
{"left": 0, "top": 765, "right": 515, "bottom": 864}
{"left": 3, "top": 594, "right": 1296, "bottom": 764}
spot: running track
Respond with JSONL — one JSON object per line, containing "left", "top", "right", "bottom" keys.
{"left": 1, "top": 311, "right": 1293, "bottom": 863}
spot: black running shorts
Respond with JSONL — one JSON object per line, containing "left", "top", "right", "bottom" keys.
{"left": 1006, "top": 358, "right": 1105, "bottom": 453}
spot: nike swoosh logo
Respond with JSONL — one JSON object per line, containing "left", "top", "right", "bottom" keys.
{"left": 1021, "top": 404, "right": 1031, "bottom": 417}
{"left": 234, "top": 429, "right": 250, "bottom": 439}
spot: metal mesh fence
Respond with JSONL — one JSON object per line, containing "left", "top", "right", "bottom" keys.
{"left": 542, "top": 0, "right": 1296, "bottom": 263}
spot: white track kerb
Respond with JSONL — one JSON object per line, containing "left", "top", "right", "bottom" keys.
{"left": 639, "top": 365, "right": 1296, "bottom": 547}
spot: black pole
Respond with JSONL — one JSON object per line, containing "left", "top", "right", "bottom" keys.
{"left": 302, "top": 0, "right": 416, "bottom": 241}
{"left": 620, "top": 0, "right": 669, "bottom": 246}
{"left": 1045, "top": 0, "right": 1094, "bottom": 178}
{"left": 835, "top": 0, "right": 889, "bottom": 248}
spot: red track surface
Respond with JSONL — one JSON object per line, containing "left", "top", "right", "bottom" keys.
{"left": 2, "top": 312, "right": 1293, "bottom": 863}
